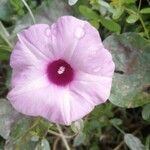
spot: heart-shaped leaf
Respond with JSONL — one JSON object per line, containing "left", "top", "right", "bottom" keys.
{"left": 124, "top": 134, "right": 145, "bottom": 150}
{"left": 0, "top": 99, "right": 20, "bottom": 139}
{"left": 103, "top": 33, "right": 150, "bottom": 108}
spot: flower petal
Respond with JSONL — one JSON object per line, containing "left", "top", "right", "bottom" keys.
{"left": 10, "top": 24, "right": 54, "bottom": 70}
{"left": 70, "top": 71, "right": 113, "bottom": 105}
{"left": 8, "top": 73, "right": 94, "bottom": 125}
{"left": 49, "top": 16, "right": 85, "bottom": 59}
{"left": 70, "top": 22, "right": 115, "bottom": 76}
{"left": 49, "top": 16, "right": 114, "bottom": 77}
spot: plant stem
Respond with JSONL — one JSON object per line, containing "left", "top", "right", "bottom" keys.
{"left": 48, "top": 129, "right": 76, "bottom": 139}
{"left": 147, "top": 0, "right": 150, "bottom": 5}
{"left": 56, "top": 124, "right": 71, "bottom": 150}
{"left": 124, "top": 7, "right": 149, "bottom": 39}
{"left": 13, "top": 118, "right": 40, "bottom": 143}
{"left": 21, "top": 0, "right": 36, "bottom": 24}
{"left": 114, "top": 126, "right": 142, "bottom": 150}
{"left": 53, "top": 137, "right": 60, "bottom": 150}
{"left": 138, "top": 0, "right": 142, "bottom": 11}
{"left": 0, "top": 34, "right": 12, "bottom": 50}
{"left": 0, "top": 22, "right": 12, "bottom": 49}
{"left": 139, "top": 16, "right": 150, "bottom": 39}
{"left": 48, "top": 130, "right": 61, "bottom": 137}
{"left": 112, "top": 123, "right": 125, "bottom": 135}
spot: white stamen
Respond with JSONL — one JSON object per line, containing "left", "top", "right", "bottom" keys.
{"left": 57, "top": 66, "right": 65, "bottom": 74}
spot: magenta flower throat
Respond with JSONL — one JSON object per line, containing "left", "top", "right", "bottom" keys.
{"left": 47, "top": 59, "right": 74, "bottom": 86}
{"left": 7, "top": 16, "right": 115, "bottom": 125}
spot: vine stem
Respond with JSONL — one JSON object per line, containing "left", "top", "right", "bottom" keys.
{"left": 139, "top": 16, "right": 150, "bottom": 39}
{"left": 138, "top": 0, "right": 142, "bottom": 11}
{"left": 56, "top": 124, "right": 71, "bottom": 150}
{"left": 0, "top": 22, "right": 13, "bottom": 49}
{"left": 147, "top": 0, "right": 150, "bottom": 5}
{"left": 114, "top": 126, "right": 142, "bottom": 150}
{"left": 21, "top": 0, "right": 36, "bottom": 24}
{"left": 112, "top": 123, "right": 125, "bottom": 135}
{"left": 48, "top": 129, "right": 76, "bottom": 139}
{"left": 0, "top": 34, "right": 12, "bottom": 49}
{"left": 124, "top": 7, "right": 150, "bottom": 39}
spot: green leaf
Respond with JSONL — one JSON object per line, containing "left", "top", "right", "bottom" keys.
{"left": 34, "top": 119, "right": 50, "bottom": 138}
{"left": 140, "top": 8, "right": 150, "bottom": 14}
{"left": 84, "top": 120, "right": 100, "bottom": 134}
{"left": 31, "top": 135, "right": 39, "bottom": 142}
{"left": 0, "top": 0, "right": 12, "bottom": 21}
{"left": 142, "top": 104, "right": 150, "bottom": 121}
{"left": 90, "top": 19, "right": 100, "bottom": 29}
{"left": 10, "top": 0, "right": 25, "bottom": 16}
{"left": 0, "top": 21, "right": 10, "bottom": 38}
{"left": 103, "top": 33, "right": 150, "bottom": 108}
{"left": 124, "top": 134, "right": 145, "bottom": 150}
{"left": 0, "top": 44, "right": 11, "bottom": 51}
{"left": 68, "top": 0, "right": 78, "bottom": 6}
{"left": 71, "top": 119, "right": 84, "bottom": 133}
{"left": 123, "top": 0, "right": 136, "bottom": 4}
{"left": 145, "top": 135, "right": 150, "bottom": 150}
{"left": 12, "top": 0, "right": 73, "bottom": 34}
{"left": 99, "top": 16, "right": 121, "bottom": 32}
{"left": 73, "top": 132, "right": 86, "bottom": 147}
{"left": 110, "top": 118, "right": 123, "bottom": 126}
{"left": 0, "top": 99, "right": 20, "bottom": 139}
{"left": 90, "top": 103, "right": 114, "bottom": 120}
{"left": 98, "top": 0, "right": 113, "bottom": 13}
{"left": 5, "top": 117, "right": 49, "bottom": 150}
{"left": 112, "top": 7, "right": 124, "bottom": 20}
{"left": 0, "top": 21, "right": 12, "bottom": 49}
{"left": 79, "top": 5, "right": 99, "bottom": 20}
{"left": 126, "top": 14, "right": 139, "bottom": 24}
{"left": 0, "top": 50, "right": 10, "bottom": 61}
{"left": 40, "top": 139, "right": 51, "bottom": 150}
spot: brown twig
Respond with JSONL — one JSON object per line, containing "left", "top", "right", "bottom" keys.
{"left": 53, "top": 137, "right": 60, "bottom": 150}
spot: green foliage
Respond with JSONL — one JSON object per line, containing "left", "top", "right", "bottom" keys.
{"left": 126, "top": 14, "right": 139, "bottom": 24}
{"left": 5, "top": 117, "right": 50, "bottom": 150}
{"left": 12, "top": 0, "right": 72, "bottom": 34}
{"left": 78, "top": 0, "right": 150, "bottom": 38}
{"left": 142, "top": 104, "right": 150, "bottom": 121}
{"left": 145, "top": 135, "right": 150, "bottom": 150}
{"left": 36, "top": 138, "right": 51, "bottom": 150}
{"left": 124, "top": 134, "right": 145, "bottom": 150}
{"left": 73, "top": 132, "right": 86, "bottom": 147}
{"left": 110, "top": 118, "right": 123, "bottom": 126}
{"left": 0, "top": 50, "right": 10, "bottom": 61}
{"left": 99, "top": 15, "right": 121, "bottom": 32}
{"left": 0, "top": 99, "right": 20, "bottom": 139}
{"left": 71, "top": 119, "right": 84, "bottom": 133}
{"left": 140, "top": 7, "right": 150, "bottom": 14}
{"left": 10, "top": 0, "right": 26, "bottom": 16}
{"left": 79, "top": 5, "right": 99, "bottom": 20}
{"left": 0, "top": 20, "right": 12, "bottom": 61}
{"left": 68, "top": 0, "right": 79, "bottom": 6}
{"left": 0, "top": 0, "right": 12, "bottom": 21}
{"left": 103, "top": 33, "right": 150, "bottom": 108}
{"left": 79, "top": 5, "right": 100, "bottom": 29}
{"left": 79, "top": 4, "right": 121, "bottom": 32}
{"left": 9, "top": 0, "right": 37, "bottom": 17}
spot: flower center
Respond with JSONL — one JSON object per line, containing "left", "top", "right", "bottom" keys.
{"left": 47, "top": 59, "right": 74, "bottom": 86}
{"left": 57, "top": 66, "right": 65, "bottom": 74}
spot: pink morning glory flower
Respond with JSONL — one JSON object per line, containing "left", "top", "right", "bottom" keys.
{"left": 7, "top": 16, "right": 115, "bottom": 125}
